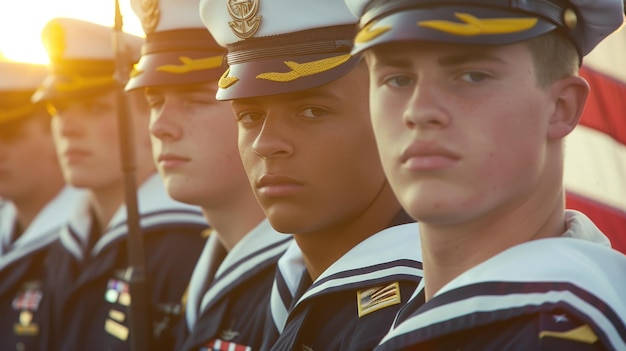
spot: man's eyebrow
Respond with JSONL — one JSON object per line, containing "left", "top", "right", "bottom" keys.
{"left": 370, "top": 50, "right": 505, "bottom": 71}
{"left": 371, "top": 56, "right": 413, "bottom": 70}
{"left": 145, "top": 84, "right": 218, "bottom": 95}
{"left": 232, "top": 89, "right": 339, "bottom": 107}
{"left": 437, "top": 52, "right": 505, "bottom": 66}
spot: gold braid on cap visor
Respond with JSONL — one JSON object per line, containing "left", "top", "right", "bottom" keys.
{"left": 53, "top": 75, "right": 115, "bottom": 93}
{"left": 256, "top": 54, "right": 351, "bottom": 82}
{"left": 0, "top": 105, "right": 37, "bottom": 124}
{"left": 356, "top": 12, "right": 538, "bottom": 43}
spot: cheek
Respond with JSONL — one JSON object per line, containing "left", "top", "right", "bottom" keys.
{"left": 237, "top": 129, "right": 257, "bottom": 176}
{"left": 149, "top": 135, "right": 162, "bottom": 158}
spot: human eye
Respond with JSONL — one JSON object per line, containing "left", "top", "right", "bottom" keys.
{"left": 458, "top": 71, "right": 490, "bottom": 83}
{"left": 85, "top": 101, "right": 113, "bottom": 115}
{"left": 184, "top": 97, "right": 215, "bottom": 108}
{"left": 235, "top": 110, "right": 264, "bottom": 125}
{"left": 383, "top": 74, "right": 414, "bottom": 88}
{"left": 299, "top": 107, "right": 329, "bottom": 119}
{"left": 145, "top": 94, "right": 164, "bottom": 109}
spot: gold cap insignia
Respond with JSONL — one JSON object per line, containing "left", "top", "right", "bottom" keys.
{"left": 357, "top": 282, "right": 401, "bottom": 317}
{"left": 156, "top": 55, "right": 223, "bottom": 74}
{"left": 355, "top": 22, "right": 391, "bottom": 44}
{"left": 0, "top": 106, "right": 37, "bottom": 124}
{"left": 418, "top": 13, "right": 538, "bottom": 36}
{"left": 227, "top": 0, "right": 262, "bottom": 39}
{"left": 140, "top": 0, "right": 161, "bottom": 35}
{"left": 42, "top": 21, "right": 66, "bottom": 61}
{"left": 218, "top": 68, "right": 239, "bottom": 89}
{"left": 54, "top": 75, "right": 115, "bottom": 93}
{"left": 256, "top": 54, "right": 351, "bottom": 82}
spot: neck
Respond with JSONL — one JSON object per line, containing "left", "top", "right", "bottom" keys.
{"left": 201, "top": 194, "right": 267, "bottom": 251}
{"left": 12, "top": 176, "right": 66, "bottom": 235}
{"left": 88, "top": 171, "right": 154, "bottom": 232}
{"left": 420, "top": 188, "right": 566, "bottom": 301}
{"left": 295, "top": 183, "right": 403, "bottom": 281}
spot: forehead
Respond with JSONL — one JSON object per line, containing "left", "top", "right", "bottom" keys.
{"left": 0, "top": 112, "right": 46, "bottom": 139}
{"left": 366, "top": 41, "right": 530, "bottom": 66}
{"left": 232, "top": 69, "right": 368, "bottom": 107}
{"left": 144, "top": 82, "right": 218, "bottom": 95}
{"left": 51, "top": 90, "right": 117, "bottom": 105}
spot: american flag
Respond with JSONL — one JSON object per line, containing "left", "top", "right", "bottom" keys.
{"left": 565, "top": 27, "right": 626, "bottom": 254}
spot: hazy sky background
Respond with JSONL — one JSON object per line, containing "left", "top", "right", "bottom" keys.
{"left": 0, "top": 0, "right": 144, "bottom": 63}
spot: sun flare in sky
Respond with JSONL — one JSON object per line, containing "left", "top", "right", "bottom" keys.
{"left": 0, "top": 0, "right": 143, "bottom": 64}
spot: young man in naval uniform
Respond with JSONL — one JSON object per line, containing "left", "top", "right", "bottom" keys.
{"left": 200, "top": 0, "right": 425, "bottom": 350}
{"left": 125, "top": 0, "right": 292, "bottom": 349}
{"left": 31, "top": 18, "right": 208, "bottom": 351}
{"left": 345, "top": 0, "right": 626, "bottom": 349}
{"left": 0, "top": 61, "right": 83, "bottom": 351}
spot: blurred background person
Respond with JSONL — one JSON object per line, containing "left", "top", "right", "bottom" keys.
{"left": 0, "top": 60, "right": 83, "bottom": 351}
{"left": 32, "top": 17, "right": 208, "bottom": 350}
{"left": 125, "top": 0, "right": 292, "bottom": 349}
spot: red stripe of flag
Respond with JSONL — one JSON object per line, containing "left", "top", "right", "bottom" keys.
{"left": 565, "top": 66, "right": 626, "bottom": 254}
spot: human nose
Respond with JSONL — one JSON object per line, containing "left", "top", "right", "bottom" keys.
{"left": 251, "top": 115, "right": 293, "bottom": 159}
{"left": 149, "top": 100, "right": 182, "bottom": 141}
{"left": 402, "top": 82, "right": 450, "bottom": 129}
{"left": 53, "top": 109, "right": 84, "bottom": 138}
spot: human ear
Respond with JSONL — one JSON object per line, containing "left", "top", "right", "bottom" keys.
{"left": 547, "top": 75, "right": 589, "bottom": 140}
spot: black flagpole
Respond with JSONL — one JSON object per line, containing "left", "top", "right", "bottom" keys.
{"left": 112, "top": 1, "right": 151, "bottom": 350}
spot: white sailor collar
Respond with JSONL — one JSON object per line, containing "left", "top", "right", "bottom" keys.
{"left": 297, "top": 223, "right": 423, "bottom": 306}
{"left": 0, "top": 187, "right": 84, "bottom": 270}
{"left": 61, "top": 173, "right": 206, "bottom": 260}
{"left": 186, "top": 219, "right": 292, "bottom": 329}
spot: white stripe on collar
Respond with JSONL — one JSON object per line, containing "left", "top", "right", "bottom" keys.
{"left": 185, "top": 233, "right": 224, "bottom": 331}
{"left": 287, "top": 223, "right": 423, "bottom": 308}
{"left": 199, "top": 219, "right": 292, "bottom": 312}
{"left": 0, "top": 187, "right": 84, "bottom": 270}
{"left": 61, "top": 173, "right": 206, "bottom": 260}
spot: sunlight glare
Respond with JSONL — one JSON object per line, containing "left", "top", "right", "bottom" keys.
{"left": 0, "top": 0, "right": 143, "bottom": 64}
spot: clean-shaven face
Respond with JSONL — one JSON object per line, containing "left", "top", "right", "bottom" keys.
{"left": 50, "top": 91, "right": 124, "bottom": 189}
{"left": 146, "top": 83, "right": 249, "bottom": 207}
{"left": 0, "top": 112, "right": 60, "bottom": 201}
{"left": 232, "top": 64, "right": 389, "bottom": 234}
{"left": 366, "top": 42, "right": 555, "bottom": 225}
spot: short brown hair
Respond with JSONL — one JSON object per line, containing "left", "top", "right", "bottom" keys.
{"left": 525, "top": 30, "right": 580, "bottom": 87}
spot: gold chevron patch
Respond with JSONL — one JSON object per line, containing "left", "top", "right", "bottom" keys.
{"left": 357, "top": 282, "right": 401, "bottom": 317}
{"left": 355, "top": 22, "right": 392, "bottom": 44}
{"left": 42, "top": 20, "right": 66, "bottom": 61}
{"left": 418, "top": 12, "right": 538, "bottom": 36}
{"left": 156, "top": 55, "right": 224, "bottom": 74}
{"left": 539, "top": 324, "right": 599, "bottom": 344}
{"left": 54, "top": 75, "right": 115, "bottom": 92}
{"left": 256, "top": 54, "right": 351, "bottom": 82}
{"left": 218, "top": 68, "right": 239, "bottom": 89}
